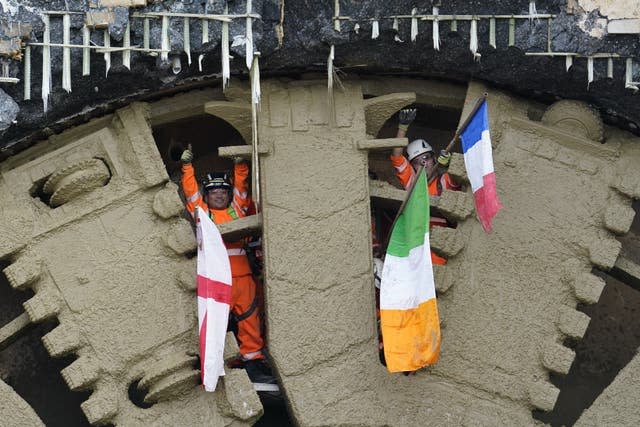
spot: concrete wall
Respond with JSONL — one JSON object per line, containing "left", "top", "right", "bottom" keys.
{"left": 2, "top": 78, "right": 640, "bottom": 425}
{"left": 0, "top": 379, "right": 44, "bottom": 426}
{"left": 576, "top": 350, "right": 640, "bottom": 426}
{"left": 0, "top": 100, "right": 260, "bottom": 425}
{"left": 259, "top": 79, "right": 640, "bottom": 425}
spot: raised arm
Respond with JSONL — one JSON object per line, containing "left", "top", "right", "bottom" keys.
{"left": 390, "top": 108, "right": 417, "bottom": 189}
{"left": 231, "top": 157, "right": 251, "bottom": 216}
{"left": 180, "top": 148, "right": 207, "bottom": 216}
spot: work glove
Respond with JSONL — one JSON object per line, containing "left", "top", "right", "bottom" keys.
{"left": 398, "top": 108, "right": 417, "bottom": 132}
{"left": 437, "top": 150, "right": 452, "bottom": 167}
{"left": 180, "top": 148, "right": 193, "bottom": 164}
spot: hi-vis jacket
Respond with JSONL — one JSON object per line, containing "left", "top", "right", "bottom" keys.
{"left": 390, "top": 154, "right": 461, "bottom": 265}
{"left": 390, "top": 154, "right": 460, "bottom": 198}
{"left": 181, "top": 162, "right": 252, "bottom": 277}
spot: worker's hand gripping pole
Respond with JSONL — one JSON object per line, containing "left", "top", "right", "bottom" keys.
{"left": 180, "top": 143, "right": 194, "bottom": 164}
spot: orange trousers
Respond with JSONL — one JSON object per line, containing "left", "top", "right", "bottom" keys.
{"left": 231, "top": 274, "right": 264, "bottom": 360}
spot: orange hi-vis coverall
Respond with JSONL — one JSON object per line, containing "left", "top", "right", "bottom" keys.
{"left": 181, "top": 162, "right": 265, "bottom": 361}
{"left": 390, "top": 154, "right": 460, "bottom": 265}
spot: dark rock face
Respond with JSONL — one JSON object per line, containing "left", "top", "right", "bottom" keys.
{"left": 0, "top": 0, "right": 639, "bottom": 157}
{"left": 0, "top": 88, "right": 19, "bottom": 134}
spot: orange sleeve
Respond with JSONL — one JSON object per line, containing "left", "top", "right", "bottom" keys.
{"left": 431, "top": 251, "right": 447, "bottom": 265}
{"left": 442, "top": 172, "right": 461, "bottom": 191}
{"left": 181, "top": 163, "right": 207, "bottom": 216}
{"left": 231, "top": 161, "right": 251, "bottom": 217}
{"left": 390, "top": 154, "right": 415, "bottom": 190}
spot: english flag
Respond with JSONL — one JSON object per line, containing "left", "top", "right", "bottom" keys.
{"left": 195, "top": 206, "right": 232, "bottom": 391}
{"left": 460, "top": 99, "right": 502, "bottom": 232}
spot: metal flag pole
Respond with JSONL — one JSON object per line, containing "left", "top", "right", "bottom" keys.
{"left": 250, "top": 53, "right": 261, "bottom": 212}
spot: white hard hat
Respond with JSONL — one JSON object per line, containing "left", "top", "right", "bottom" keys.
{"left": 373, "top": 258, "right": 384, "bottom": 289}
{"left": 406, "top": 139, "right": 434, "bottom": 162}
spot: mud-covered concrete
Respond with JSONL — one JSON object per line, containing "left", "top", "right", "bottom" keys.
{"left": 435, "top": 81, "right": 619, "bottom": 410}
{"left": 576, "top": 348, "right": 640, "bottom": 426}
{"left": 2, "top": 67, "right": 640, "bottom": 424}
{"left": 256, "top": 78, "right": 640, "bottom": 425}
{"left": 1, "top": 1, "right": 640, "bottom": 157}
{"left": 0, "top": 98, "right": 260, "bottom": 425}
{"left": 0, "top": 379, "right": 44, "bottom": 426}
{"left": 259, "top": 79, "right": 495, "bottom": 426}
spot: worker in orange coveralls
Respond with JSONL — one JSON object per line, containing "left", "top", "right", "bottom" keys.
{"left": 390, "top": 108, "right": 461, "bottom": 265}
{"left": 180, "top": 147, "right": 274, "bottom": 385}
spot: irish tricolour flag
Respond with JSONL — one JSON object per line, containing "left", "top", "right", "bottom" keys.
{"left": 196, "top": 206, "right": 232, "bottom": 391}
{"left": 380, "top": 169, "right": 440, "bottom": 372}
{"left": 460, "top": 99, "right": 502, "bottom": 232}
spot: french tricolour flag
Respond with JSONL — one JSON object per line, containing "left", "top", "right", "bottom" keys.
{"left": 460, "top": 100, "right": 502, "bottom": 232}
{"left": 195, "top": 206, "right": 232, "bottom": 391}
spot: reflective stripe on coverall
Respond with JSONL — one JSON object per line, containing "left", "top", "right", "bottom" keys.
{"left": 181, "top": 162, "right": 264, "bottom": 360}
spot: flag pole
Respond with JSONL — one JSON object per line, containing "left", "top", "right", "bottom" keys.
{"left": 395, "top": 165, "right": 425, "bottom": 219}
{"left": 443, "top": 92, "right": 488, "bottom": 153}
{"left": 382, "top": 165, "right": 426, "bottom": 252}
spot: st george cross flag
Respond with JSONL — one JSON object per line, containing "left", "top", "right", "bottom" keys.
{"left": 460, "top": 99, "right": 502, "bottom": 232}
{"left": 195, "top": 206, "right": 232, "bottom": 391}
{"left": 380, "top": 168, "right": 440, "bottom": 372}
